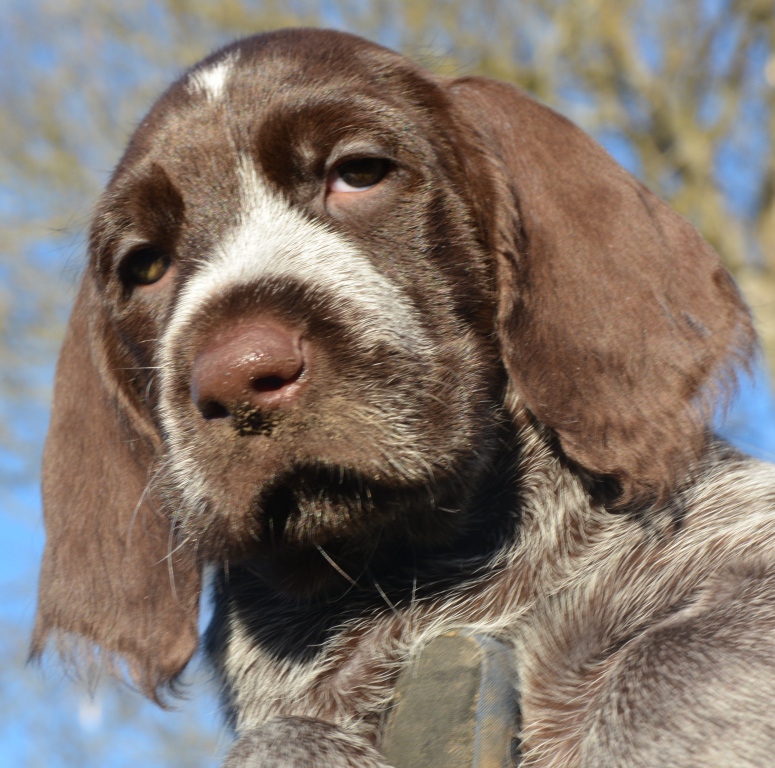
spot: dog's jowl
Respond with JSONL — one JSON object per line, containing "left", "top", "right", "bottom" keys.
{"left": 33, "top": 28, "right": 775, "bottom": 768}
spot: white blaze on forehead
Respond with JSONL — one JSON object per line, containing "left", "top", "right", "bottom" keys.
{"left": 162, "top": 157, "right": 428, "bottom": 365}
{"left": 187, "top": 51, "right": 238, "bottom": 102}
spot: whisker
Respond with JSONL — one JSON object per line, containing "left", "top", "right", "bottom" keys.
{"left": 114, "top": 366, "right": 164, "bottom": 371}
{"left": 371, "top": 575, "right": 400, "bottom": 617}
{"left": 166, "top": 524, "right": 179, "bottom": 603}
{"left": 128, "top": 450, "right": 168, "bottom": 547}
{"left": 315, "top": 544, "right": 359, "bottom": 588}
{"left": 410, "top": 547, "right": 418, "bottom": 610}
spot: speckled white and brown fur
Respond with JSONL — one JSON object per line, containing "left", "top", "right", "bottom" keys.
{"left": 210, "top": 424, "right": 775, "bottom": 767}
{"left": 33, "top": 28, "right": 775, "bottom": 768}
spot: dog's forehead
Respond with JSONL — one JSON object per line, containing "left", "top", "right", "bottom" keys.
{"left": 117, "top": 30, "right": 430, "bottom": 176}
{"left": 183, "top": 29, "right": 412, "bottom": 101}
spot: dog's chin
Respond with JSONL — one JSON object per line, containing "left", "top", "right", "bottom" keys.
{"left": 173, "top": 464, "right": 470, "bottom": 588}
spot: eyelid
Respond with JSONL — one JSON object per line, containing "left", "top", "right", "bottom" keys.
{"left": 325, "top": 142, "right": 395, "bottom": 171}
{"left": 114, "top": 238, "right": 155, "bottom": 269}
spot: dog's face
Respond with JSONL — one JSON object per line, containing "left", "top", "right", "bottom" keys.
{"left": 33, "top": 28, "right": 753, "bottom": 698}
{"left": 96, "top": 32, "right": 505, "bottom": 565}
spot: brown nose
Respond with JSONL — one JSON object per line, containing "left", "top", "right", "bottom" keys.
{"left": 191, "top": 322, "right": 305, "bottom": 420}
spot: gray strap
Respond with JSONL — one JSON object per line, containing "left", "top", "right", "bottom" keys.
{"left": 381, "top": 632, "right": 520, "bottom": 768}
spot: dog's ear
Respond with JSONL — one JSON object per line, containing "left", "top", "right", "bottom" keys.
{"left": 31, "top": 272, "right": 201, "bottom": 701}
{"left": 447, "top": 77, "right": 755, "bottom": 504}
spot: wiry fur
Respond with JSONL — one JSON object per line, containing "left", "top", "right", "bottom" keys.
{"left": 33, "top": 28, "right": 775, "bottom": 768}
{"left": 208, "top": 424, "right": 775, "bottom": 768}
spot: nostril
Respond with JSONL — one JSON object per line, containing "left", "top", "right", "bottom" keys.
{"left": 200, "top": 401, "right": 230, "bottom": 420}
{"left": 253, "top": 375, "right": 290, "bottom": 393}
{"left": 252, "top": 365, "right": 303, "bottom": 394}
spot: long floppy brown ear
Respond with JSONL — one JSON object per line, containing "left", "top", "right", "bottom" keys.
{"left": 447, "top": 77, "right": 755, "bottom": 503}
{"left": 31, "top": 272, "right": 201, "bottom": 700}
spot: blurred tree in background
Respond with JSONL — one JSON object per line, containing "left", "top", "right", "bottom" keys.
{"left": 1, "top": 0, "right": 773, "bottom": 765}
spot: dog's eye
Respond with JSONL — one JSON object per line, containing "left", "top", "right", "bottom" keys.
{"left": 120, "top": 246, "right": 171, "bottom": 287}
{"left": 329, "top": 158, "right": 390, "bottom": 193}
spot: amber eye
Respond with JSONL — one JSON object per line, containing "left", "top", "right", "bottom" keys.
{"left": 120, "top": 246, "right": 171, "bottom": 287}
{"left": 329, "top": 158, "right": 391, "bottom": 192}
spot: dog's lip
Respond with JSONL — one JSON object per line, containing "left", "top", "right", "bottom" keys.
{"left": 247, "top": 461, "right": 453, "bottom": 534}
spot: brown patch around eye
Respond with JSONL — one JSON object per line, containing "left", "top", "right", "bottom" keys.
{"left": 120, "top": 246, "right": 171, "bottom": 288}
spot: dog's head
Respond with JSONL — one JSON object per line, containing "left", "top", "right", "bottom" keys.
{"left": 32, "top": 28, "right": 753, "bottom": 698}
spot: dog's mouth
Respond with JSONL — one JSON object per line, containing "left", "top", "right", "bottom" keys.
{"left": 256, "top": 463, "right": 465, "bottom": 550}
{"left": 181, "top": 450, "right": 518, "bottom": 599}
{"left": 167, "top": 457, "right": 482, "bottom": 571}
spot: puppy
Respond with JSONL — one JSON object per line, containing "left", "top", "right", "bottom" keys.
{"left": 33, "top": 28, "right": 775, "bottom": 767}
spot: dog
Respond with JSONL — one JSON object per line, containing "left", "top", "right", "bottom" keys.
{"left": 32, "top": 27, "right": 775, "bottom": 767}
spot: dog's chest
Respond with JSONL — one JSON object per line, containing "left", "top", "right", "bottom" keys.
{"left": 213, "top": 558, "right": 530, "bottom": 736}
